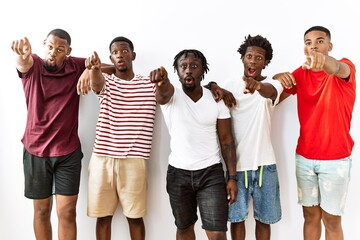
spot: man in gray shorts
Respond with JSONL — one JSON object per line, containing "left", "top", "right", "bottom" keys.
{"left": 12, "top": 29, "right": 86, "bottom": 240}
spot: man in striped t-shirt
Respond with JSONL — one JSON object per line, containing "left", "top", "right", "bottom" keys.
{"left": 78, "top": 36, "right": 155, "bottom": 240}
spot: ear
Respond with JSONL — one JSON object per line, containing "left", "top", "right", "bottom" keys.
{"left": 132, "top": 52, "right": 136, "bottom": 60}
{"left": 263, "top": 60, "right": 269, "bottom": 69}
{"left": 328, "top": 42, "right": 333, "bottom": 52}
{"left": 67, "top": 47, "right": 72, "bottom": 56}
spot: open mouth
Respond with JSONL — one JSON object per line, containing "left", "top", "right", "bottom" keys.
{"left": 247, "top": 67, "right": 256, "bottom": 77}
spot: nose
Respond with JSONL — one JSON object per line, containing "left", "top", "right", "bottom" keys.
{"left": 49, "top": 49, "right": 56, "bottom": 56}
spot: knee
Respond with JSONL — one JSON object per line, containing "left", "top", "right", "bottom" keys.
{"left": 322, "top": 212, "right": 342, "bottom": 231}
{"left": 127, "top": 217, "right": 144, "bottom": 226}
{"left": 57, "top": 204, "right": 76, "bottom": 222}
{"left": 303, "top": 206, "right": 322, "bottom": 222}
{"left": 255, "top": 220, "right": 270, "bottom": 231}
{"left": 34, "top": 206, "right": 52, "bottom": 221}
{"left": 97, "top": 216, "right": 113, "bottom": 227}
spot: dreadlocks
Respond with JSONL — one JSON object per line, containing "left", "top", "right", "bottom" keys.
{"left": 173, "top": 49, "right": 209, "bottom": 80}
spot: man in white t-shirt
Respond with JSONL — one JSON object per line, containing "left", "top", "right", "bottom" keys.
{"left": 215, "top": 35, "right": 283, "bottom": 240}
{"left": 149, "top": 49, "right": 238, "bottom": 240}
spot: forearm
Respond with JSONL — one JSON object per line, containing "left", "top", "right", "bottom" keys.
{"left": 100, "top": 63, "right": 115, "bottom": 75}
{"left": 89, "top": 68, "right": 105, "bottom": 93}
{"left": 324, "top": 56, "right": 350, "bottom": 79}
{"left": 258, "top": 83, "right": 278, "bottom": 100}
{"left": 155, "top": 78, "right": 174, "bottom": 104}
{"left": 221, "top": 141, "right": 237, "bottom": 176}
{"left": 16, "top": 54, "right": 33, "bottom": 73}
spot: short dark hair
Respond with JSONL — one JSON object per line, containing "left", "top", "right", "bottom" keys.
{"left": 173, "top": 49, "right": 209, "bottom": 80}
{"left": 109, "top": 36, "right": 134, "bottom": 52}
{"left": 304, "top": 26, "right": 331, "bottom": 40}
{"left": 237, "top": 35, "right": 273, "bottom": 64}
{"left": 47, "top": 29, "right": 71, "bottom": 46}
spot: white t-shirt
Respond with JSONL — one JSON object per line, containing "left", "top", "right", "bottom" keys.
{"left": 160, "top": 86, "right": 230, "bottom": 170}
{"left": 224, "top": 77, "right": 283, "bottom": 171}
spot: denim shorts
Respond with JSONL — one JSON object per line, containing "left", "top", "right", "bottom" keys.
{"left": 296, "top": 154, "right": 352, "bottom": 216}
{"left": 228, "top": 164, "right": 281, "bottom": 224}
{"left": 166, "top": 163, "right": 228, "bottom": 231}
{"left": 23, "top": 147, "right": 83, "bottom": 199}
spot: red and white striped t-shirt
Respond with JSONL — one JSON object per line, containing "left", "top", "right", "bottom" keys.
{"left": 93, "top": 74, "right": 156, "bottom": 159}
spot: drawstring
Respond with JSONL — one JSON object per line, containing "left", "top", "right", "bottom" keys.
{"left": 259, "top": 165, "right": 263, "bottom": 187}
{"left": 244, "top": 170, "right": 248, "bottom": 189}
{"left": 244, "top": 165, "right": 264, "bottom": 188}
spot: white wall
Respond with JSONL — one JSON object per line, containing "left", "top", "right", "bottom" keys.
{"left": 0, "top": 0, "right": 359, "bottom": 239}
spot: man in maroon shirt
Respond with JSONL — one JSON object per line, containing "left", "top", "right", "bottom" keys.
{"left": 11, "top": 29, "right": 86, "bottom": 240}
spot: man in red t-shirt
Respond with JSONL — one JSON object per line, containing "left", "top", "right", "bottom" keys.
{"left": 274, "top": 26, "right": 356, "bottom": 240}
{"left": 11, "top": 29, "right": 86, "bottom": 240}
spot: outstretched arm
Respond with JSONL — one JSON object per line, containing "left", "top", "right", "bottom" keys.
{"left": 243, "top": 76, "right": 278, "bottom": 100}
{"left": 77, "top": 62, "right": 114, "bottom": 96}
{"left": 303, "top": 49, "right": 350, "bottom": 80}
{"left": 11, "top": 37, "right": 34, "bottom": 73}
{"left": 149, "top": 66, "right": 174, "bottom": 105}
{"left": 77, "top": 51, "right": 105, "bottom": 96}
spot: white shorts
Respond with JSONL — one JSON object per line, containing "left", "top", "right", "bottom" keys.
{"left": 296, "top": 154, "right": 351, "bottom": 216}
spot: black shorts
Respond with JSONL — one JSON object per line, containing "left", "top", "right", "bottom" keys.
{"left": 23, "top": 147, "right": 83, "bottom": 199}
{"left": 166, "top": 163, "right": 228, "bottom": 231}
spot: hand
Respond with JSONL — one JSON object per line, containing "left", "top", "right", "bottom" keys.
{"left": 211, "top": 84, "right": 236, "bottom": 108}
{"left": 150, "top": 66, "right": 168, "bottom": 86}
{"left": 243, "top": 75, "right": 261, "bottom": 94}
{"left": 11, "top": 37, "right": 32, "bottom": 60}
{"left": 226, "top": 180, "right": 238, "bottom": 205}
{"left": 77, "top": 69, "right": 91, "bottom": 96}
{"left": 273, "top": 72, "right": 296, "bottom": 89}
{"left": 86, "top": 51, "right": 101, "bottom": 70}
{"left": 302, "top": 48, "right": 326, "bottom": 71}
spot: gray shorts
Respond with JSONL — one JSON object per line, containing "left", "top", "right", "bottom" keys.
{"left": 23, "top": 147, "right": 83, "bottom": 199}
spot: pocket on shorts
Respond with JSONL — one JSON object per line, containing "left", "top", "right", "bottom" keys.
{"left": 264, "top": 164, "right": 277, "bottom": 173}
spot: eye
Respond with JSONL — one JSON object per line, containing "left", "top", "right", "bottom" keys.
{"left": 256, "top": 56, "right": 263, "bottom": 61}
{"left": 190, "top": 64, "right": 198, "bottom": 69}
{"left": 180, "top": 64, "right": 187, "bottom": 69}
{"left": 122, "top": 49, "right": 129, "bottom": 53}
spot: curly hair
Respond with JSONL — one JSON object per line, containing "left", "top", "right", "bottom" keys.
{"left": 237, "top": 35, "right": 273, "bottom": 64}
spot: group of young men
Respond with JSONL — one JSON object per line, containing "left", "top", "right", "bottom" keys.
{"left": 11, "top": 25, "right": 355, "bottom": 240}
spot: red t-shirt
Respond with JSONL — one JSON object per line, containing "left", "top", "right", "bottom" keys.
{"left": 285, "top": 58, "right": 356, "bottom": 160}
{"left": 19, "top": 54, "right": 86, "bottom": 157}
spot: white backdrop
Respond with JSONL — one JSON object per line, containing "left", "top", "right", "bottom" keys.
{"left": 0, "top": 0, "right": 359, "bottom": 239}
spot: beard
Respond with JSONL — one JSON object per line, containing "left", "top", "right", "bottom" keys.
{"left": 182, "top": 83, "right": 196, "bottom": 93}
{"left": 44, "top": 62, "right": 57, "bottom": 71}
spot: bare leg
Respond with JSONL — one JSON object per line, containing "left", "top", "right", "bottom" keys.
{"left": 177, "top": 224, "right": 195, "bottom": 240}
{"left": 303, "top": 206, "right": 322, "bottom": 240}
{"left": 56, "top": 194, "right": 78, "bottom": 240}
{"left": 230, "top": 221, "right": 245, "bottom": 240}
{"left": 33, "top": 197, "right": 53, "bottom": 240}
{"left": 205, "top": 229, "right": 227, "bottom": 240}
{"left": 255, "top": 220, "right": 270, "bottom": 240}
{"left": 96, "top": 216, "right": 113, "bottom": 240}
{"left": 127, "top": 217, "right": 145, "bottom": 240}
{"left": 322, "top": 209, "right": 343, "bottom": 240}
